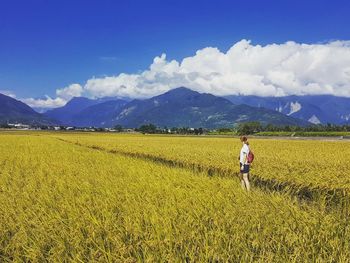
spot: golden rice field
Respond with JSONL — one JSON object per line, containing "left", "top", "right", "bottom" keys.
{"left": 55, "top": 133, "right": 350, "bottom": 191}
{"left": 0, "top": 131, "right": 350, "bottom": 262}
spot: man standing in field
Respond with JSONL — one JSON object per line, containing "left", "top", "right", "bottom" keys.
{"left": 239, "top": 136, "right": 251, "bottom": 191}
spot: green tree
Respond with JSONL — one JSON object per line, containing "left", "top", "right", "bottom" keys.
{"left": 138, "top": 124, "right": 157, "bottom": 134}
{"left": 114, "top": 125, "right": 123, "bottom": 132}
{"left": 237, "top": 122, "right": 262, "bottom": 135}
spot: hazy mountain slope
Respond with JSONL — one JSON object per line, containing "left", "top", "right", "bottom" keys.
{"left": 0, "top": 93, "right": 56, "bottom": 125}
{"left": 69, "top": 99, "right": 128, "bottom": 127}
{"left": 44, "top": 97, "right": 101, "bottom": 124}
{"left": 225, "top": 95, "right": 350, "bottom": 124}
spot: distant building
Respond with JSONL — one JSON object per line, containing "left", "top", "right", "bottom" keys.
{"left": 124, "top": 128, "right": 136, "bottom": 133}
{"left": 8, "top": 123, "right": 30, "bottom": 129}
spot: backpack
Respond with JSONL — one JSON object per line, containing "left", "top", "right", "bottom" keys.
{"left": 247, "top": 150, "right": 254, "bottom": 164}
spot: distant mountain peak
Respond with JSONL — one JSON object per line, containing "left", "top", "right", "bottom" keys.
{"left": 65, "top": 97, "right": 94, "bottom": 106}
{"left": 158, "top": 87, "right": 203, "bottom": 98}
{"left": 0, "top": 93, "right": 56, "bottom": 125}
{"left": 69, "top": 96, "right": 89, "bottom": 102}
{"left": 167, "top": 87, "right": 197, "bottom": 93}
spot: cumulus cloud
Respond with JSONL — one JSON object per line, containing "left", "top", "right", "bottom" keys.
{"left": 84, "top": 54, "right": 182, "bottom": 98}
{"left": 22, "top": 96, "right": 67, "bottom": 108}
{"left": 22, "top": 83, "right": 83, "bottom": 109}
{"left": 56, "top": 84, "right": 83, "bottom": 100}
{"left": 84, "top": 39, "right": 350, "bottom": 98}
{"left": 18, "top": 40, "right": 350, "bottom": 109}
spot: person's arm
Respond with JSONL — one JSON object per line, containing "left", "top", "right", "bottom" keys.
{"left": 241, "top": 153, "right": 247, "bottom": 170}
{"left": 242, "top": 153, "right": 247, "bottom": 165}
{"left": 241, "top": 145, "right": 248, "bottom": 169}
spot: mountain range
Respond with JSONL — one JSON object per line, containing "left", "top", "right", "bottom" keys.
{"left": 3, "top": 87, "right": 349, "bottom": 128}
{"left": 43, "top": 87, "right": 307, "bottom": 128}
{"left": 225, "top": 95, "right": 350, "bottom": 125}
{"left": 0, "top": 93, "right": 55, "bottom": 125}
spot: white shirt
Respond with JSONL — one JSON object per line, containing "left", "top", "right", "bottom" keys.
{"left": 240, "top": 143, "right": 250, "bottom": 164}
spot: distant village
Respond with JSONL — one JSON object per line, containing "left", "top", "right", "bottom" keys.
{"left": 2, "top": 122, "right": 350, "bottom": 137}
{"left": 0, "top": 123, "right": 208, "bottom": 135}
{"left": 1, "top": 123, "right": 136, "bottom": 133}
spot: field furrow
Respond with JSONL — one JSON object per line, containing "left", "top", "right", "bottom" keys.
{"left": 53, "top": 133, "right": 350, "bottom": 208}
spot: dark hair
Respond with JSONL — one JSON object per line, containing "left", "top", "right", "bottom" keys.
{"left": 240, "top": 136, "right": 248, "bottom": 142}
{"left": 240, "top": 136, "right": 249, "bottom": 145}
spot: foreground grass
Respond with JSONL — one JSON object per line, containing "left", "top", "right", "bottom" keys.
{"left": 0, "top": 134, "right": 349, "bottom": 262}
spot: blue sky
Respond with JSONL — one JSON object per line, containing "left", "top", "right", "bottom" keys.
{"left": 1, "top": 0, "right": 350, "bottom": 106}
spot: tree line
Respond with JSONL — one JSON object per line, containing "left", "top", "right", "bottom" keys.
{"left": 2, "top": 122, "right": 350, "bottom": 135}
{"left": 235, "top": 122, "right": 350, "bottom": 135}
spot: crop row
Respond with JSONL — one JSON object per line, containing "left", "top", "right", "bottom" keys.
{"left": 54, "top": 133, "right": 350, "bottom": 197}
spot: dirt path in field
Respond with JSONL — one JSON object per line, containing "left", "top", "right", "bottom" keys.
{"left": 54, "top": 137, "right": 349, "bottom": 212}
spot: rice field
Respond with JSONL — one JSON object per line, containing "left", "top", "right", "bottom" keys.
{"left": 0, "top": 131, "right": 349, "bottom": 262}
{"left": 55, "top": 133, "right": 350, "bottom": 191}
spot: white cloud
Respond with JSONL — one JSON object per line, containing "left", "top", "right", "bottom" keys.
{"left": 21, "top": 83, "right": 83, "bottom": 109}
{"left": 84, "top": 39, "right": 350, "bottom": 98}
{"left": 17, "top": 40, "right": 350, "bottom": 109}
{"left": 56, "top": 84, "right": 83, "bottom": 100}
{"left": 84, "top": 54, "right": 182, "bottom": 98}
{"left": 22, "top": 96, "right": 66, "bottom": 108}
